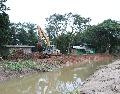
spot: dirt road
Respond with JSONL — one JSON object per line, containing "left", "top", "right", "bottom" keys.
{"left": 80, "top": 60, "right": 120, "bottom": 94}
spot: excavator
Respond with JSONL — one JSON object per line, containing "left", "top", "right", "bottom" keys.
{"left": 37, "top": 26, "right": 60, "bottom": 56}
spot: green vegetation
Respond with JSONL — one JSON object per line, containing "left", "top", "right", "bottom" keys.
{"left": 45, "top": 13, "right": 90, "bottom": 54}
{"left": 45, "top": 13, "right": 120, "bottom": 54}
{"left": 2, "top": 60, "right": 37, "bottom": 72}
{"left": 0, "top": 0, "right": 119, "bottom": 56}
{"left": 0, "top": 0, "right": 10, "bottom": 47}
{"left": 0, "top": 0, "right": 11, "bottom": 56}
{"left": 68, "top": 88, "right": 81, "bottom": 94}
{"left": 9, "top": 22, "right": 38, "bottom": 46}
{"left": 80, "top": 19, "right": 120, "bottom": 53}
{"left": 1, "top": 59, "right": 61, "bottom": 72}
{"left": 0, "top": 0, "right": 10, "bottom": 12}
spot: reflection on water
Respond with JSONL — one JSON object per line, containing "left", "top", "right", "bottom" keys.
{"left": 0, "top": 61, "right": 110, "bottom": 94}
{"left": 57, "top": 78, "right": 82, "bottom": 93}
{"left": 36, "top": 77, "right": 82, "bottom": 94}
{"left": 35, "top": 68, "right": 83, "bottom": 94}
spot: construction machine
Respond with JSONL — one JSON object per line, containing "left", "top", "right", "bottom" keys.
{"left": 37, "top": 26, "right": 60, "bottom": 55}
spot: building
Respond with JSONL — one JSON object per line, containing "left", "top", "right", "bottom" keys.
{"left": 71, "top": 45, "right": 95, "bottom": 55}
{"left": 0, "top": 45, "right": 35, "bottom": 57}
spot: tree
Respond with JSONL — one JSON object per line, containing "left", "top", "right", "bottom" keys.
{"left": 45, "top": 13, "right": 90, "bottom": 51}
{"left": 45, "top": 13, "right": 90, "bottom": 39}
{"left": 78, "top": 19, "right": 120, "bottom": 53}
{"left": 45, "top": 13, "right": 66, "bottom": 40}
{"left": 0, "top": 0, "right": 10, "bottom": 57}
{"left": 72, "top": 14, "right": 91, "bottom": 32}
{"left": 9, "top": 22, "right": 38, "bottom": 46}
{"left": 0, "top": 0, "right": 10, "bottom": 12}
{"left": 0, "top": 0, "right": 10, "bottom": 46}
{"left": 26, "top": 23, "right": 38, "bottom": 46}
{"left": 56, "top": 32, "right": 75, "bottom": 54}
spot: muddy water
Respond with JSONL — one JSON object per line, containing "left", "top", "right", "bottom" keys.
{"left": 0, "top": 61, "right": 110, "bottom": 94}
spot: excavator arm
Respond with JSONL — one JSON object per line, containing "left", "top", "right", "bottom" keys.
{"left": 37, "top": 26, "right": 50, "bottom": 47}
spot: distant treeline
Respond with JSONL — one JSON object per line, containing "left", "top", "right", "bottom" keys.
{"left": 0, "top": 2, "right": 120, "bottom": 55}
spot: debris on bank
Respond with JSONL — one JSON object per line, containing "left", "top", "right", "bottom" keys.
{"left": 0, "top": 59, "right": 63, "bottom": 82}
{"left": 0, "top": 54, "right": 112, "bottom": 82}
{"left": 80, "top": 60, "right": 120, "bottom": 94}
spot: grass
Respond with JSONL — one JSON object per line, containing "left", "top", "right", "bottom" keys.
{"left": 2, "top": 60, "right": 37, "bottom": 72}
{"left": 1, "top": 59, "right": 60, "bottom": 72}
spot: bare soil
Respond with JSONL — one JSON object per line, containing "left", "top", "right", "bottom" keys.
{"left": 80, "top": 60, "right": 120, "bottom": 94}
{"left": 0, "top": 54, "right": 112, "bottom": 82}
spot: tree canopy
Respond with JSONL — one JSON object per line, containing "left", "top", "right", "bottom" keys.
{"left": 9, "top": 22, "right": 38, "bottom": 46}
{"left": 49, "top": 17, "right": 120, "bottom": 54}
{"left": 45, "top": 13, "right": 91, "bottom": 53}
{"left": 45, "top": 13, "right": 90, "bottom": 40}
{"left": 0, "top": 5, "right": 120, "bottom": 55}
{"left": 0, "top": 0, "right": 10, "bottom": 47}
{"left": 75, "top": 19, "right": 120, "bottom": 53}
{"left": 0, "top": 0, "right": 10, "bottom": 12}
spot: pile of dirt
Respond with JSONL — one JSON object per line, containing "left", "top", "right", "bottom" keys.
{"left": 7, "top": 49, "right": 112, "bottom": 63}
{"left": 7, "top": 50, "right": 50, "bottom": 60}
{"left": 8, "top": 49, "right": 32, "bottom": 60}
{"left": 32, "top": 52, "right": 50, "bottom": 59}
{"left": 80, "top": 60, "right": 120, "bottom": 94}
{"left": 49, "top": 54, "right": 112, "bottom": 64}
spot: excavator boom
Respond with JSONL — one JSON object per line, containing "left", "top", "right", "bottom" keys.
{"left": 37, "top": 26, "right": 50, "bottom": 46}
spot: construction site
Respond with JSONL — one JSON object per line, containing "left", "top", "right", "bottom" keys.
{"left": 0, "top": 0, "right": 120, "bottom": 94}
{"left": 0, "top": 26, "right": 114, "bottom": 94}
{"left": 0, "top": 25, "right": 114, "bottom": 94}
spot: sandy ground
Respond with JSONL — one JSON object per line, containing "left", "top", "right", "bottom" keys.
{"left": 80, "top": 60, "right": 120, "bottom": 94}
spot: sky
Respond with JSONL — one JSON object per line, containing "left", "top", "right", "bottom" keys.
{"left": 6, "top": 0, "right": 120, "bottom": 28}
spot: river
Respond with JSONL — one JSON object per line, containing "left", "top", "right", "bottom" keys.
{"left": 0, "top": 61, "right": 110, "bottom": 94}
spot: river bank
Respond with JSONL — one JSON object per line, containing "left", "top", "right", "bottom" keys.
{"left": 0, "top": 59, "right": 63, "bottom": 82}
{"left": 80, "top": 60, "right": 120, "bottom": 94}
{"left": 0, "top": 54, "right": 112, "bottom": 82}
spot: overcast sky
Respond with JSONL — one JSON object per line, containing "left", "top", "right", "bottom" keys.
{"left": 6, "top": 0, "right": 120, "bottom": 28}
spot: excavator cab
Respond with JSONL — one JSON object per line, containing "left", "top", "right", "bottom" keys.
{"left": 43, "top": 45, "right": 60, "bottom": 55}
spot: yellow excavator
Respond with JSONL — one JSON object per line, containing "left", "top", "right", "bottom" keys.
{"left": 37, "top": 26, "right": 60, "bottom": 55}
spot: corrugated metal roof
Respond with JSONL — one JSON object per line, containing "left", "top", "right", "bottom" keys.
{"left": 4, "top": 45, "right": 35, "bottom": 48}
{"left": 73, "top": 46, "right": 86, "bottom": 49}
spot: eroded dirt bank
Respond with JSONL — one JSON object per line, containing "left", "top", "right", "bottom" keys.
{"left": 0, "top": 54, "right": 112, "bottom": 82}
{"left": 80, "top": 60, "right": 120, "bottom": 94}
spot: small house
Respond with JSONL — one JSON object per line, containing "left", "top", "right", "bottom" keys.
{"left": 71, "top": 44, "right": 95, "bottom": 55}
{"left": 0, "top": 45, "right": 35, "bottom": 57}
